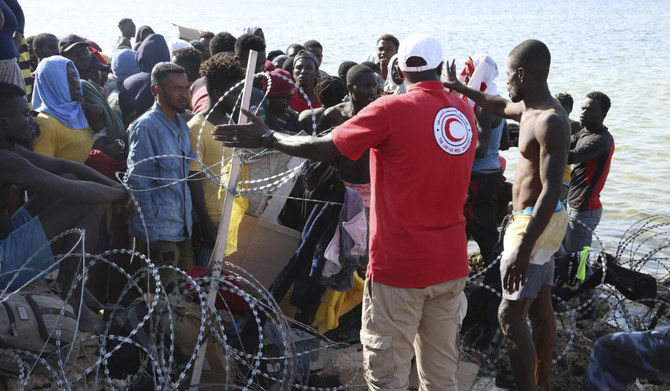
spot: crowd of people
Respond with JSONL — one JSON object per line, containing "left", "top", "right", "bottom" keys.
{"left": 1, "top": 2, "right": 665, "bottom": 390}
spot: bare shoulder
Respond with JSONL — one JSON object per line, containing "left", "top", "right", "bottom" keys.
{"left": 327, "top": 103, "right": 349, "bottom": 119}
{"left": 535, "top": 106, "right": 570, "bottom": 144}
{"left": 298, "top": 106, "right": 324, "bottom": 121}
{"left": 323, "top": 105, "right": 337, "bottom": 118}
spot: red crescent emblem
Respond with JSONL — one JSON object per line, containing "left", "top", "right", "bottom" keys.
{"left": 433, "top": 107, "right": 472, "bottom": 156}
{"left": 444, "top": 118, "right": 464, "bottom": 143}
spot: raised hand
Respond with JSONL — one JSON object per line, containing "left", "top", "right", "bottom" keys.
{"left": 442, "top": 59, "right": 463, "bottom": 91}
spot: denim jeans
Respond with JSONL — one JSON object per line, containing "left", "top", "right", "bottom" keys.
{"left": 564, "top": 207, "right": 602, "bottom": 254}
{"left": 562, "top": 207, "right": 603, "bottom": 319}
{"left": 581, "top": 327, "right": 670, "bottom": 390}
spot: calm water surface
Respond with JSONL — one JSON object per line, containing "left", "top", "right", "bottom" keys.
{"left": 24, "top": 0, "right": 670, "bottom": 253}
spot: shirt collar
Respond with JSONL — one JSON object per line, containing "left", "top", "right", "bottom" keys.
{"left": 150, "top": 102, "right": 190, "bottom": 136}
{"left": 407, "top": 80, "right": 445, "bottom": 92}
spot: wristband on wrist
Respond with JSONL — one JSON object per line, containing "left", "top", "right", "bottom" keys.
{"left": 259, "top": 131, "right": 275, "bottom": 149}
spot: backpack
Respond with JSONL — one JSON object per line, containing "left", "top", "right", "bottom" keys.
{"left": 0, "top": 292, "right": 78, "bottom": 354}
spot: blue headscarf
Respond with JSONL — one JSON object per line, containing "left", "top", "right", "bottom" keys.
{"left": 111, "top": 48, "right": 140, "bottom": 83}
{"left": 32, "top": 56, "right": 89, "bottom": 130}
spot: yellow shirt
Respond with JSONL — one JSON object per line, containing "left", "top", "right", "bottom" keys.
{"left": 188, "top": 113, "right": 233, "bottom": 222}
{"left": 562, "top": 165, "right": 572, "bottom": 182}
{"left": 33, "top": 113, "right": 94, "bottom": 164}
{"left": 563, "top": 119, "right": 579, "bottom": 182}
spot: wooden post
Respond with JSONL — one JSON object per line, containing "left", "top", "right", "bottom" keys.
{"left": 189, "top": 50, "right": 259, "bottom": 389}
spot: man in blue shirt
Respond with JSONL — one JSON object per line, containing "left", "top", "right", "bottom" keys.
{"left": 126, "top": 62, "right": 194, "bottom": 287}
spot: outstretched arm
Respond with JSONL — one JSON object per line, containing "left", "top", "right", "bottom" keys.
{"left": 0, "top": 151, "right": 127, "bottom": 205}
{"left": 213, "top": 109, "right": 341, "bottom": 162}
{"left": 443, "top": 60, "right": 524, "bottom": 122}
{"left": 15, "top": 145, "right": 119, "bottom": 187}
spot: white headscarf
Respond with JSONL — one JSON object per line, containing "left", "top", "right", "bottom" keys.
{"left": 458, "top": 54, "right": 498, "bottom": 107}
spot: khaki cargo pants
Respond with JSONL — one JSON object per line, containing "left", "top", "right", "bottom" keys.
{"left": 361, "top": 276, "right": 466, "bottom": 391}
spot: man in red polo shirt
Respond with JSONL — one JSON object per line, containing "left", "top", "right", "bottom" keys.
{"left": 213, "top": 34, "right": 476, "bottom": 390}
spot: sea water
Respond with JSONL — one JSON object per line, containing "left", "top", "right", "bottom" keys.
{"left": 22, "top": 0, "right": 670, "bottom": 253}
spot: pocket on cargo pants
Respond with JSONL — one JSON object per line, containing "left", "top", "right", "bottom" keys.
{"left": 360, "top": 328, "right": 394, "bottom": 383}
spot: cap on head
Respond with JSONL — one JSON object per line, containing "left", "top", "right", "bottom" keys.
{"left": 89, "top": 54, "right": 110, "bottom": 71}
{"left": 59, "top": 34, "right": 91, "bottom": 54}
{"left": 397, "top": 34, "right": 442, "bottom": 72}
{"left": 293, "top": 50, "right": 319, "bottom": 70}
{"left": 264, "top": 69, "right": 294, "bottom": 98}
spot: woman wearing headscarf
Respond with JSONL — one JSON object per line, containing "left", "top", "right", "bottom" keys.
{"left": 31, "top": 56, "right": 96, "bottom": 163}
{"left": 458, "top": 54, "right": 507, "bottom": 273}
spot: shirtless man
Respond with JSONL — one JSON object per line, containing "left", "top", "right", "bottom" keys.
{"left": 296, "top": 75, "right": 347, "bottom": 134}
{"left": 444, "top": 39, "right": 570, "bottom": 391}
{"left": 0, "top": 82, "right": 130, "bottom": 332}
{"left": 317, "top": 64, "right": 378, "bottom": 186}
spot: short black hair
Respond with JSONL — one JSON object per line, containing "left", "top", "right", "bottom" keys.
{"left": 200, "top": 53, "right": 245, "bottom": 96}
{"left": 0, "top": 81, "right": 26, "bottom": 115}
{"left": 209, "top": 32, "right": 236, "bottom": 56}
{"left": 315, "top": 75, "right": 347, "bottom": 108}
{"left": 189, "top": 40, "right": 207, "bottom": 58}
{"left": 377, "top": 34, "right": 399, "bottom": 50}
{"left": 172, "top": 47, "right": 202, "bottom": 66}
{"left": 346, "top": 64, "right": 375, "bottom": 85}
{"left": 586, "top": 91, "right": 611, "bottom": 116}
{"left": 286, "top": 43, "right": 305, "bottom": 57}
{"left": 337, "top": 61, "right": 357, "bottom": 82}
{"left": 508, "top": 39, "right": 551, "bottom": 80}
{"left": 33, "top": 33, "right": 57, "bottom": 50}
{"left": 151, "top": 62, "right": 185, "bottom": 88}
{"left": 267, "top": 50, "right": 285, "bottom": 62}
{"left": 303, "top": 40, "right": 322, "bottom": 50}
{"left": 360, "top": 61, "right": 382, "bottom": 75}
{"left": 555, "top": 92, "right": 573, "bottom": 113}
{"left": 234, "top": 34, "right": 266, "bottom": 58}
{"left": 200, "top": 31, "right": 214, "bottom": 40}
{"left": 118, "top": 18, "right": 133, "bottom": 27}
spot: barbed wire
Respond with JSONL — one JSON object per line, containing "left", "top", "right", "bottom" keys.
{"left": 3, "top": 70, "right": 669, "bottom": 389}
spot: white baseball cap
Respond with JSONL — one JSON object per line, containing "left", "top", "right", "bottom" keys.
{"left": 397, "top": 34, "right": 443, "bottom": 72}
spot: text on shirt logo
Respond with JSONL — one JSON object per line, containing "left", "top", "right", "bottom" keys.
{"left": 433, "top": 107, "right": 473, "bottom": 155}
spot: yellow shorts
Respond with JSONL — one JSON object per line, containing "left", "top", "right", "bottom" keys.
{"left": 501, "top": 208, "right": 568, "bottom": 300}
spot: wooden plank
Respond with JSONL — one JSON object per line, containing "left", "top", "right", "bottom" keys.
{"left": 189, "top": 50, "right": 259, "bottom": 390}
